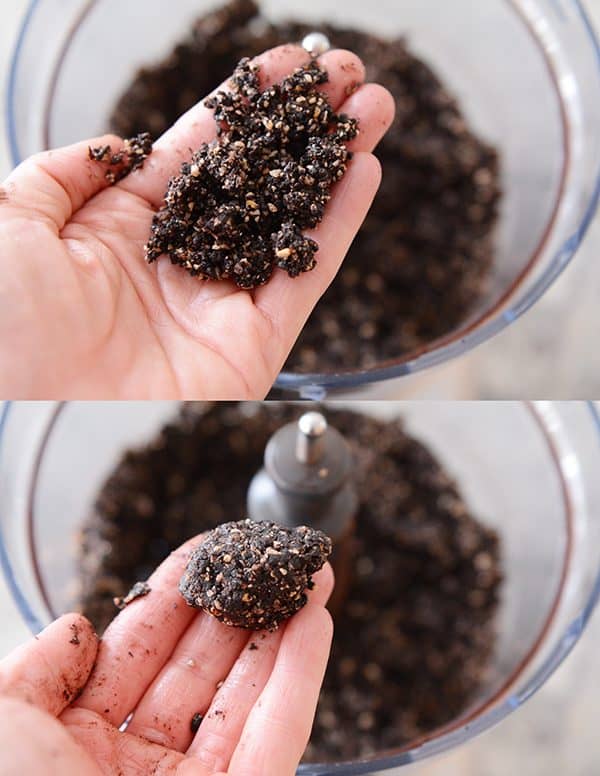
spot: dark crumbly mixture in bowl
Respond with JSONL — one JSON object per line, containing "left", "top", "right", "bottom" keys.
{"left": 111, "top": 0, "right": 501, "bottom": 372}
{"left": 79, "top": 403, "right": 502, "bottom": 762}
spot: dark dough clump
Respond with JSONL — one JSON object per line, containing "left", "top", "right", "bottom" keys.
{"left": 144, "top": 58, "right": 358, "bottom": 289}
{"left": 88, "top": 132, "right": 153, "bottom": 184}
{"left": 190, "top": 712, "right": 203, "bottom": 734}
{"left": 179, "top": 519, "right": 332, "bottom": 629}
{"left": 111, "top": 0, "right": 500, "bottom": 369}
{"left": 78, "top": 403, "right": 501, "bottom": 762}
{"left": 113, "top": 580, "right": 151, "bottom": 610}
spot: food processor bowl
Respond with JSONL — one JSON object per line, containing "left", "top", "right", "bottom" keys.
{"left": 6, "top": 1, "right": 600, "bottom": 397}
{"left": 1, "top": 401, "right": 599, "bottom": 774}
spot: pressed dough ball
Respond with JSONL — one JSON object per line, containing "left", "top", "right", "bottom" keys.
{"left": 179, "top": 519, "right": 332, "bottom": 629}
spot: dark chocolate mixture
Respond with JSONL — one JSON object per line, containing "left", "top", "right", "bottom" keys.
{"left": 145, "top": 58, "right": 357, "bottom": 288}
{"left": 88, "top": 132, "right": 153, "bottom": 184}
{"left": 79, "top": 403, "right": 501, "bottom": 762}
{"left": 112, "top": 580, "right": 151, "bottom": 611}
{"left": 179, "top": 519, "right": 332, "bottom": 629}
{"left": 111, "top": 0, "right": 501, "bottom": 371}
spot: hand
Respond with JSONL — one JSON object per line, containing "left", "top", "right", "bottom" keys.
{"left": 0, "top": 45, "right": 394, "bottom": 399}
{"left": 0, "top": 536, "right": 334, "bottom": 776}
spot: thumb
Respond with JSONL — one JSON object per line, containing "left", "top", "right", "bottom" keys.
{"left": 0, "top": 613, "right": 98, "bottom": 717}
{"left": 0, "top": 697, "right": 101, "bottom": 776}
{"left": 2, "top": 133, "right": 127, "bottom": 230}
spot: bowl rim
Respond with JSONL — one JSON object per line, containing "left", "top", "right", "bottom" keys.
{"left": 6, "top": 0, "right": 600, "bottom": 395}
{"left": 1, "top": 400, "right": 600, "bottom": 774}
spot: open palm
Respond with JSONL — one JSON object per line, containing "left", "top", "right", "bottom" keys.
{"left": 0, "top": 44, "right": 393, "bottom": 399}
{"left": 0, "top": 536, "right": 335, "bottom": 776}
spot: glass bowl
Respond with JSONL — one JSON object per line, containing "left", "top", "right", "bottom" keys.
{"left": 1, "top": 400, "right": 600, "bottom": 775}
{"left": 6, "top": 1, "right": 600, "bottom": 398}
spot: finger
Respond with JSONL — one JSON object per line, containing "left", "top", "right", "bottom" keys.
{"left": 254, "top": 151, "right": 382, "bottom": 374}
{"left": 74, "top": 537, "right": 201, "bottom": 725}
{"left": 188, "top": 630, "right": 283, "bottom": 773}
{"left": 127, "top": 563, "right": 334, "bottom": 755}
{"left": 345, "top": 83, "right": 396, "bottom": 153}
{"left": 315, "top": 49, "right": 366, "bottom": 112}
{"left": 118, "top": 46, "right": 365, "bottom": 210}
{"left": 2, "top": 134, "right": 124, "bottom": 230}
{"left": 228, "top": 602, "right": 334, "bottom": 776}
{"left": 125, "top": 612, "right": 248, "bottom": 750}
{"left": 61, "top": 707, "right": 187, "bottom": 776}
{"left": 252, "top": 76, "right": 393, "bottom": 372}
{"left": 187, "top": 565, "right": 335, "bottom": 773}
{"left": 0, "top": 613, "right": 97, "bottom": 717}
